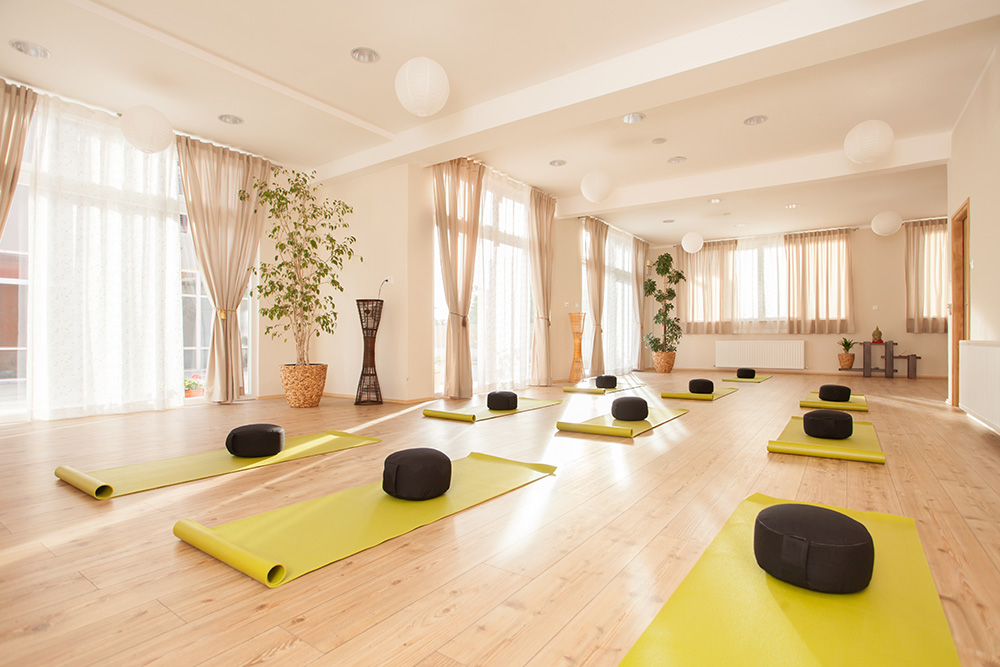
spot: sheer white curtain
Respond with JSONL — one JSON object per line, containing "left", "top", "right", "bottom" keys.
{"left": 582, "top": 217, "right": 608, "bottom": 376}
{"left": 27, "top": 95, "right": 183, "bottom": 420}
{"left": 632, "top": 237, "right": 649, "bottom": 370}
{"left": 676, "top": 240, "right": 736, "bottom": 334}
{"left": 603, "top": 227, "right": 638, "bottom": 375}
{"left": 905, "top": 218, "right": 948, "bottom": 333}
{"left": 734, "top": 235, "right": 787, "bottom": 334}
{"left": 786, "top": 228, "right": 854, "bottom": 334}
{"left": 473, "top": 167, "right": 532, "bottom": 392}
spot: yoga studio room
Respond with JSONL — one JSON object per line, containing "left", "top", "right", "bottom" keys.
{"left": 3, "top": 2, "right": 1000, "bottom": 665}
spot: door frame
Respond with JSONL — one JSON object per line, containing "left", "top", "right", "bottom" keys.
{"left": 950, "top": 198, "right": 969, "bottom": 406}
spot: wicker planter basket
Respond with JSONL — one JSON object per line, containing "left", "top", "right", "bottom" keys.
{"left": 653, "top": 351, "right": 676, "bottom": 373}
{"left": 279, "top": 363, "right": 328, "bottom": 408}
{"left": 838, "top": 353, "right": 856, "bottom": 370}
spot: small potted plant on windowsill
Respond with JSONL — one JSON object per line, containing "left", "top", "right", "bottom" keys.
{"left": 643, "top": 251, "right": 686, "bottom": 372}
{"left": 184, "top": 374, "right": 205, "bottom": 398}
{"left": 838, "top": 338, "right": 856, "bottom": 370}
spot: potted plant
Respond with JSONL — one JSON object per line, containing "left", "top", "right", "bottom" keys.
{"left": 838, "top": 337, "right": 856, "bottom": 370}
{"left": 643, "top": 251, "right": 686, "bottom": 372}
{"left": 184, "top": 374, "right": 204, "bottom": 398}
{"left": 242, "top": 167, "right": 361, "bottom": 407}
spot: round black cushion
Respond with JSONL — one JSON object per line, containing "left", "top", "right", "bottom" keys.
{"left": 689, "top": 378, "right": 714, "bottom": 394}
{"left": 754, "top": 503, "right": 875, "bottom": 594}
{"left": 226, "top": 424, "right": 285, "bottom": 458}
{"left": 737, "top": 368, "right": 756, "bottom": 379}
{"left": 596, "top": 375, "right": 617, "bottom": 389}
{"left": 612, "top": 396, "right": 649, "bottom": 421}
{"left": 487, "top": 390, "right": 517, "bottom": 410}
{"left": 803, "top": 409, "right": 853, "bottom": 440}
{"left": 818, "top": 384, "right": 852, "bottom": 402}
{"left": 383, "top": 448, "right": 452, "bottom": 501}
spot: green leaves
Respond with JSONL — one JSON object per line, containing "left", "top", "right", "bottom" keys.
{"left": 643, "top": 251, "right": 687, "bottom": 354}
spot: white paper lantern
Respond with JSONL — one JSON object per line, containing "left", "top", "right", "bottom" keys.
{"left": 580, "top": 170, "right": 612, "bottom": 203}
{"left": 871, "top": 211, "right": 903, "bottom": 236}
{"left": 681, "top": 231, "right": 704, "bottom": 254}
{"left": 395, "top": 57, "right": 450, "bottom": 117}
{"left": 120, "top": 105, "right": 174, "bottom": 154}
{"left": 843, "top": 120, "right": 894, "bottom": 164}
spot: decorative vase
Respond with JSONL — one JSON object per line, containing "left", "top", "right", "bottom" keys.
{"left": 568, "top": 312, "right": 586, "bottom": 383}
{"left": 872, "top": 326, "right": 882, "bottom": 342}
{"left": 279, "top": 363, "right": 328, "bottom": 408}
{"left": 838, "top": 353, "right": 856, "bottom": 370}
{"left": 653, "top": 351, "right": 676, "bottom": 373}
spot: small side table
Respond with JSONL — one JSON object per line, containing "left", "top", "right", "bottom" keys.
{"left": 862, "top": 340, "right": 896, "bottom": 378}
{"left": 355, "top": 299, "right": 383, "bottom": 405}
{"left": 569, "top": 312, "right": 586, "bottom": 383}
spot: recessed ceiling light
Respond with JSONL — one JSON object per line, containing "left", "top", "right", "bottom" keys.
{"left": 549, "top": 159, "right": 566, "bottom": 167}
{"left": 735, "top": 223, "right": 747, "bottom": 228}
{"left": 218, "top": 114, "right": 244, "bottom": 125}
{"left": 743, "top": 115, "right": 768, "bottom": 126}
{"left": 661, "top": 219, "right": 675, "bottom": 224}
{"left": 722, "top": 212, "right": 732, "bottom": 216}
{"left": 784, "top": 203, "right": 800, "bottom": 209}
{"left": 622, "top": 112, "right": 645, "bottom": 124}
{"left": 350, "top": 47, "right": 380, "bottom": 63}
{"left": 9, "top": 40, "right": 50, "bottom": 58}
{"left": 650, "top": 137, "right": 667, "bottom": 145}
{"left": 667, "top": 156, "right": 687, "bottom": 164}
{"left": 708, "top": 198, "right": 723, "bottom": 204}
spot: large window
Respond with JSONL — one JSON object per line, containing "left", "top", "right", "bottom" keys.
{"left": 733, "top": 235, "right": 788, "bottom": 333}
{"left": 0, "top": 183, "right": 29, "bottom": 422}
{"left": 581, "top": 222, "right": 640, "bottom": 375}
{"left": 905, "top": 218, "right": 948, "bottom": 333}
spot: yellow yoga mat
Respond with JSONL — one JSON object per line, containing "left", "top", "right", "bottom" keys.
{"left": 555, "top": 407, "right": 687, "bottom": 438}
{"left": 562, "top": 379, "right": 646, "bottom": 394}
{"left": 768, "top": 416, "right": 884, "bottom": 464}
{"left": 800, "top": 392, "right": 869, "bottom": 412}
{"left": 723, "top": 374, "right": 772, "bottom": 383}
{"left": 422, "top": 398, "right": 561, "bottom": 422}
{"left": 660, "top": 387, "right": 738, "bottom": 401}
{"left": 174, "top": 452, "right": 556, "bottom": 587}
{"left": 621, "top": 493, "right": 960, "bottom": 666}
{"left": 55, "top": 430, "right": 381, "bottom": 499}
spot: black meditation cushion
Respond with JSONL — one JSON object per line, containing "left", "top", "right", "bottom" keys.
{"left": 818, "top": 384, "right": 852, "bottom": 402}
{"left": 689, "top": 378, "right": 714, "bottom": 394}
{"left": 596, "top": 375, "right": 617, "bottom": 389}
{"left": 487, "top": 390, "right": 517, "bottom": 410}
{"left": 754, "top": 503, "right": 875, "bottom": 594}
{"left": 612, "top": 396, "right": 649, "bottom": 421}
{"left": 226, "top": 423, "right": 285, "bottom": 458}
{"left": 383, "top": 448, "right": 452, "bottom": 501}
{"left": 737, "top": 368, "right": 756, "bottom": 379}
{"left": 803, "top": 409, "right": 853, "bottom": 440}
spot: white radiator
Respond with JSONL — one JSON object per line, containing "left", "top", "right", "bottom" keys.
{"left": 959, "top": 340, "right": 1000, "bottom": 433}
{"left": 715, "top": 340, "right": 805, "bottom": 370}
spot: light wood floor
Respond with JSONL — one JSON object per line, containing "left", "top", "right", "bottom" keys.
{"left": 2, "top": 371, "right": 999, "bottom": 666}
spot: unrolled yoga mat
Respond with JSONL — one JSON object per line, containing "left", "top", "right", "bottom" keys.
{"left": 767, "top": 416, "right": 884, "bottom": 464}
{"left": 799, "top": 392, "right": 869, "bottom": 412}
{"left": 562, "top": 379, "right": 646, "bottom": 394}
{"left": 174, "top": 452, "right": 556, "bottom": 587}
{"left": 55, "top": 430, "right": 381, "bottom": 499}
{"left": 723, "top": 375, "right": 772, "bottom": 383}
{"left": 660, "top": 387, "right": 738, "bottom": 401}
{"left": 422, "top": 398, "right": 561, "bottom": 422}
{"left": 620, "top": 493, "right": 960, "bottom": 666}
{"left": 555, "top": 407, "right": 687, "bottom": 438}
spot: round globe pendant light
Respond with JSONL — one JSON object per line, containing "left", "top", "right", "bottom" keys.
{"left": 681, "top": 231, "right": 704, "bottom": 253}
{"left": 120, "top": 105, "right": 174, "bottom": 154}
{"left": 871, "top": 211, "right": 903, "bottom": 236}
{"left": 395, "top": 57, "right": 450, "bottom": 117}
{"left": 580, "top": 170, "right": 612, "bottom": 203}
{"left": 843, "top": 120, "right": 894, "bottom": 164}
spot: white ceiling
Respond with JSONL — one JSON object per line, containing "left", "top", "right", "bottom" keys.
{"left": 2, "top": 0, "right": 999, "bottom": 245}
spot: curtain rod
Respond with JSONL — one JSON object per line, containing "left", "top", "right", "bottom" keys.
{"left": 578, "top": 215, "right": 653, "bottom": 247}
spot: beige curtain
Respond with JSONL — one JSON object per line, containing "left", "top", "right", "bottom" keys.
{"left": 785, "top": 228, "right": 854, "bottom": 334}
{"left": 905, "top": 218, "right": 948, "bottom": 333}
{"left": 433, "top": 158, "right": 486, "bottom": 398}
{"left": 675, "top": 239, "right": 737, "bottom": 334}
{"left": 528, "top": 189, "right": 556, "bottom": 385}
{"left": 583, "top": 216, "right": 608, "bottom": 375}
{"left": 632, "top": 237, "right": 649, "bottom": 370}
{"left": 176, "top": 136, "right": 271, "bottom": 403}
{"left": 1, "top": 79, "right": 37, "bottom": 240}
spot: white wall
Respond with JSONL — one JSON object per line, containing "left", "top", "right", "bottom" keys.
{"left": 257, "top": 164, "right": 435, "bottom": 401}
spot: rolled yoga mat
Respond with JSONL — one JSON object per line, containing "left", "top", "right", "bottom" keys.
{"left": 174, "top": 452, "right": 556, "bottom": 587}
{"left": 620, "top": 492, "right": 960, "bottom": 666}
{"left": 660, "top": 387, "right": 738, "bottom": 401}
{"left": 767, "top": 416, "right": 884, "bottom": 464}
{"left": 556, "top": 407, "right": 687, "bottom": 438}
{"left": 55, "top": 430, "right": 381, "bottom": 499}
{"left": 562, "top": 378, "right": 646, "bottom": 394}
{"left": 422, "top": 398, "right": 561, "bottom": 422}
{"left": 799, "top": 392, "right": 870, "bottom": 412}
{"left": 722, "top": 375, "right": 772, "bottom": 383}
